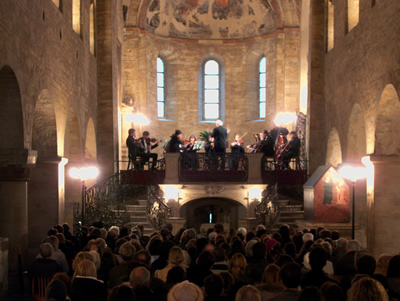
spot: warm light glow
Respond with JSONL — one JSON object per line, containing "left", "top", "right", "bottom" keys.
{"left": 125, "top": 113, "right": 150, "bottom": 125}
{"left": 69, "top": 166, "right": 99, "bottom": 180}
{"left": 274, "top": 112, "right": 297, "bottom": 126}
{"left": 362, "top": 156, "right": 375, "bottom": 190}
{"left": 248, "top": 187, "right": 262, "bottom": 200}
{"left": 164, "top": 186, "right": 180, "bottom": 201}
{"left": 339, "top": 165, "right": 367, "bottom": 182}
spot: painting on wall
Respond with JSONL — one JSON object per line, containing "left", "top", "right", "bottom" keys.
{"left": 313, "top": 167, "right": 350, "bottom": 223}
{"left": 145, "top": 0, "right": 276, "bottom": 39}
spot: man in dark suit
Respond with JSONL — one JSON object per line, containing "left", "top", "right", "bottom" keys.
{"left": 137, "top": 131, "right": 159, "bottom": 169}
{"left": 282, "top": 131, "right": 301, "bottom": 169}
{"left": 126, "top": 128, "right": 138, "bottom": 169}
{"left": 212, "top": 119, "right": 229, "bottom": 170}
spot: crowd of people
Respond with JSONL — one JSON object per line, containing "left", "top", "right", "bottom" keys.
{"left": 27, "top": 222, "right": 398, "bottom": 301}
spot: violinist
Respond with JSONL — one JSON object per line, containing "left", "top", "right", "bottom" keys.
{"left": 137, "top": 131, "right": 159, "bottom": 169}
{"left": 229, "top": 134, "right": 245, "bottom": 170}
{"left": 168, "top": 130, "right": 185, "bottom": 153}
{"left": 183, "top": 135, "right": 199, "bottom": 170}
{"left": 281, "top": 131, "right": 300, "bottom": 169}
{"left": 184, "top": 135, "right": 197, "bottom": 152}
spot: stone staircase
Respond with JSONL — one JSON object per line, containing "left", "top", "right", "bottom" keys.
{"left": 124, "top": 200, "right": 155, "bottom": 235}
{"left": 271, "top": 201, "right": 304, "bottom": 232}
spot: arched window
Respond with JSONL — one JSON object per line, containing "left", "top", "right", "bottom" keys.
{"left": 157, "top": 57, "right": 165, "bottom": 118}
{"left": 199, "top": 57, "right": 224, "bottom": 121}
{"left": 259, "top": 57, "right": 266, "bottom": 119}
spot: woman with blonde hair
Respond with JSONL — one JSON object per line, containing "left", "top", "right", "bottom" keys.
{"left": 348, "top": 276, "right": 388, "bottom": 301}
{"left": 155, "top": 246, "right": 188, "bottom": 283}
{"left": 256, "top": 264, "right": 283, "bottom": 300}
{"left": 71, "top": 260, "right": 107, "bottom": 301}
{"left": 71, "top": 251, "right": 94, "bottom": 272}
{"left": 229, "top": 253, "right": 255, "bottom": 286}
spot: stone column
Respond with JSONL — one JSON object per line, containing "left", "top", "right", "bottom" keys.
{"left": 247, "top": 153, "right": 263, "bottom": 184}
{"left": 164, "top": 153, "right": 180, "bottom": 184}
{"left": 0, "top": 148, "right": 36, "bottom": 294}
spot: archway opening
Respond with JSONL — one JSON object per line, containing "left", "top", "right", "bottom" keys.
{"left": 346, "top": 104, "right": 366, "bottom": 162}
{"left": 326, "top": 127, "right": 342, "bottom": 167}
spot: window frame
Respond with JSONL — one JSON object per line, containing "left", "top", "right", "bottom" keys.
{"left": 258, "top": 56, "right": 266, "bottom": 119}
{"left": 157, "top": 57, "right": 165, "bottom": 118}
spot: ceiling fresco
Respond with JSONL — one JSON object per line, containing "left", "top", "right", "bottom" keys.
{"left": 145, "top": 0, "right": 277, "bottom": 39}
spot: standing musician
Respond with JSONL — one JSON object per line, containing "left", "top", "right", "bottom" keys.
{"left": 183, "top": 135, "right": 199, "bottom": 170}
{"left": 212, "top": 120, "right": 229, "bottom": 170}
{"left": 281, "top": 131, "right": 301, "bottom": 169}
{"left": 126, "top": 128, "right": 138, "bottom": 169}
{"left": 229, "top": 134, "right": 245, "bottom": 170}
{"left": 168, "top": 130, "right": 185, "bottom": 153}
{"left": 137, "top": 131, "right": 159, "bottom": 169}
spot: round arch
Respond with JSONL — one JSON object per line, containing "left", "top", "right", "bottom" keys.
{"left": 32, "top": 89, "right": 57, "bottom": 158}
{"left": 326, "top": 127, "right": 342, "bottom": 167}
{"left": 375, "top": 84, "right": 400, "bottom": 155}
{"left": 85, "top": 117, "right": 97, "bottom": 162}
{"left": 346, "top": 103, "right": 366, "bottom": 163}
{"left": 0, "top": 65, "right": 24, "bottom": 149}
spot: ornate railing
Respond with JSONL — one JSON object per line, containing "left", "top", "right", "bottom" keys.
{"left": 178, "top": 153, "right": 249, "bottom": 182}
{"left": 254, "top": 184, "right": 280, "bottom": 231}
{"left": 147, "top": 184, "right": 171, "bottom": 230}
{"left": 73, "top": 171, "right": 147, "bottom": 231}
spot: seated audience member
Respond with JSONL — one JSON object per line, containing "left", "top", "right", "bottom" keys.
{"left": 330, "top": 237, "right": 348, "bottom": 268}
{"left": 211, "top": 247, "right": 229, "bottom": 275}
{"left": 301, "top": 245, "right": 337, "bottom": 289}
{"left": 45, "top": 279, "right": 67, "bottom": 301}
{"left": 147, "top": 236, "right": 163, "bottom": 264}
{"left": 295, "top": 239, "right": 314, "bottom": 265}
{"left": 334, "top": 240, "right": 360, "bottom": 276}
{"left": 320, "top": 281, "right": 346, "bottom": 301}
{"left": 348, "top": 276, "right": 389, "bottom": 301}
{"left": 129, "top": 266, "right": 154, "bottom": 299}
{"left": 71, "top": 260, "right": 107, "bottom": 301}
{"left": 283, "top": 242, "right": 297, "bottom": 260}
{"left": 219, "top": 272, "right": 235, "bottom": 300}
{"left": 109, "top": 241, "right": 136, "bottom": 287}
{"left": 386, "top": 255, "right": 400, "bottom": 300}
{"left": 298, "top": 286, "right": 325, "bottom": 301}
{"left": 203, "top": 274, "right": 224, "bottom": 301}
{"left": 133, "top": 249, "right": 152, "bottom": 268}
{"left": 72, "top": 251, "right": 94, "bottom": 273}
{"left": 186, "top": 251, "right": 215, "bottom": 287}
{"left": 167, "top": 281, "right": 204, "bottom": 301}
{"left": 256, "top": 264, "right": 284, "bottom": 300}
{"left": 303, "top": 242, "right": 334, "bottom": 276}
{"left": 40, "top": 236, "right": 69, "bottom": 274}
{"left": 155, "top": 246, "right": 188, "bottom": 283}
{"left": 151, "top": 240, "right": 175, "bottom": 274}
{"left": 229, "top": 253, "right": 255, "bottom": 297}
{"left": 237, "top": 227, "right": 247, "bottom": 239}
{"left": 28, "top": 243, "right": 64, "bottom": 285}
{"left": 374, "top": 254, "right": 392, "bottom": 277}
{"left": 52, "top": 272, "right": 73, "bottom": 299}
{"left": 166, "top": 266, "right": 187, "bottom": 290}
{"left": 108, "top": 284, "right": 136, "bottom": 301}
{"left": 244, "top": 239, "right": 257, "bottom": 263}
{"left": 235, "top": 285, "right": 261, "bottom": 301}
{"left": 278, "top": 224, "right": 292, "bottom": 247}
{"left": 273, "top": 254, "right": 295, "bottom": 268}
{"left": 246, "top": 242, "right": 268, "bottom": 282}
{"left": 267, "top": 262, "right": 301, "bottom": 301}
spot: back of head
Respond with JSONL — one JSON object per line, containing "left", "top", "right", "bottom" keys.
{"left": 235, "top": 285, "right": 261, "bottom": 301}
{"left": 108, "top": 284, "right": 136, "bottom": 301}
{"left": 40, "top": 242, "right": 53, "bottom": 258}
{"left": 184, "top": 229, "right": 196, "bottom": 241}
{"left": 166, "top": 266, "right": 186, "bottom": 286}
{"left": 356, "top": 255, "right": 376, "bottom": 276}
{"left": 169, "top": 246, "right": 184, "bottom": 265}
{"left": 167, "top": 281, "right": 204, "bottom": 301}
{"left": 320, "top": 281, "right": 345, "bottom": 301}
{"left": 298, "top": 286, "right": 325, "bottom": 301}
{"left": 129, "top": 266, "right": 150, "bottom": 288}
{"left": 203, "top": 274, "right": 223, "bottom": 298}
{"left": 214, "top": 247, "right": 226, "bottom": 262}
{"left": 237, "top": 227, "right": 247, "bottom": 237}
{"left": 302, "top": 232, "right": 314, "bottom": 243}
{"left": 73, "top": 260, "right": 97, "bottom": 279}
{"left": 280, "top": 262, "right": 301, "bottom": 289}
{"left": 252, "top": 241, "right": 266, "bottom": 261}
{"left": 119, "top": 241, "right": 136, "bottom": 261}
{"left": 309, "top": 245, "right": 328, "bottom": 270}
{"left": 45, "top": 279, "right": 67, "bottom": 301}
{"left": 387, "top": 255, "right": 400, "bottom": 278}
{"left": 229, "top": 253, "right": 247, "bottom": 279}
{"left": 336, "top": 238, "right": 348, "bottom": 249}
{"left": 346, "top": 240, "right": 361, "bottom": 252}
{"left": 261, "top": 263, "right": 281, "bottom": 287}
{"left": 348, "top": 277, "right": 388, "bottom": 301}
{"left": 197, "top": 251, "right": 215, "bottom": 269}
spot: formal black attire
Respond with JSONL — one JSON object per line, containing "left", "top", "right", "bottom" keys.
{"left": 126, "top": 135, "right": 139, "bottom": 169}
{"left": 261, "top": 135, "right": 275, "bottom": 156}
{"left": 168, "top": 135, "right": 184, "bottom": 153}
{"left": 229, "top": 141, "right": 244, "bottom": 170}
{"left": 136, "top": 137, "right": 159, "bottom": 169}
{"left": 71, "top": 276, "right": 107, "bottom": 301}
{"left": 270, "top": 126, "right": 289, "bottom": 143}
{"left": 282, "top": 136, "right": 300, "bottom": 169}
{"left": 183, "top": 142, "right": 199, "bottom": 170}
{"left": 212, "top": 125, "right": 228, "bottom": 170}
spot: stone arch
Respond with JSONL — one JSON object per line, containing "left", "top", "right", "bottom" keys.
{"left": 326, "top": 127, "right": 342, "bottom": 167}
{"left": 32, "top": 90, "right": 57, "bottom": 158}
{"left": 375, "top": 84, "right": 400, "bottom": 155}
{"left": 180, "top": 197, "right": 247, "bottom": 231}
{"left": 85, "top": 117, "right": 97, "bottom": 162}
{"left": 65, "top": 107, "right": 82, "bottom": 162}
{"left": 0, "top": 65, "right": 24, "bottom": 149}
{"left": 346, "top": 103, "right": 367, "bottom": 162}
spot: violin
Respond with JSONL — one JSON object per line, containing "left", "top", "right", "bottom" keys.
{"left": 145, "top": 137, "right": 161, "bottom": 144}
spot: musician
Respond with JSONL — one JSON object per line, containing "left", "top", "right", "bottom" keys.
{"left": 229, "top": 134, "right": 244, "bottom": 170}
{"left": 126, "top": 128, "right": 138, "bottom": 169}
{"left": 270, "top": 122, "right": 289, "bottom": 144}
{"left": 246, "top": 130, "right": 274, "bottom": 156}
{"left": 282, "top": 131, "right": 301, "bottom": 169}
{"left": 137, "top": 131, "right": 159, "bottom": 169}
{"left": 212, "top": 120, "right": 229, "bottom": 170}
{"left": 168, "top": 130, "right": 185, "bottom": 153}
{"left": 183, "top": 135, "right": 199, "bottom": 170}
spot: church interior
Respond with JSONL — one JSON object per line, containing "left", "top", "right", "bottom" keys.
{"left": 1, "top": 0, "right": 400, "bottom": 297}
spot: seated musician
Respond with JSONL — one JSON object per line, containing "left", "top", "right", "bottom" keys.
{"left": 282, "top": 131, "right": 301, "bottom": 169}
{"left": 137, "top": 131, "right": 159, "bottom": 169}
{"left": 246, "top": 130, "right": 274, "bottom": 157}
{"left": 270, "top": 122, "right": 289, "bottom": 143}
{"left": 229, "top": 134, "right": 245, "bottom": 170}
{"left": 168, "top": 130, "right": 185, "bottom": 153}
{"left": 126, "top": 128, "right": 138, "bottom": 169}
{"left": 183, "top": 135, "right": 199, "bottom": 170}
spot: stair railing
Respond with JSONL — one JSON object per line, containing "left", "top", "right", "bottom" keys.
{"left": 254, "top": 184, "right": 280, "bottom": 231}
{"left": 147, "top": 185, "right": 171, "bottom": 230}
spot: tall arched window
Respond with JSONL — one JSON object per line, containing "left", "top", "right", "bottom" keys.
{"left": 204, "top": 60, "right": 219, "bottom": 119}
{"left": 157, "top": 57, "right": 165, "bottom": 118}
{"left": 259, "top": 57, "right": 266, "bottom": 119}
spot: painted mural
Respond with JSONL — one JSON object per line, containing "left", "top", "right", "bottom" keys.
{"left": 145, "top": 0, "right": 276, "bottom": 39}
{"left": 314, "top": 167, "right": 350, "bottom": 223}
